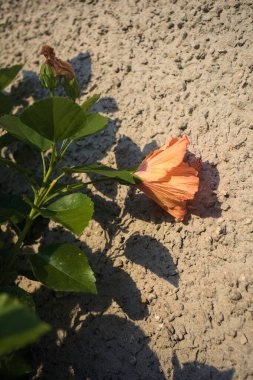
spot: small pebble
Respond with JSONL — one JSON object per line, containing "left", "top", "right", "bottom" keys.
{"left": 230, "top": 290, "right": 242, "bottom": 301}
{"left": 240, "top": 334, "right": 248, "bottom": 345}
{"left": 114, "top": 258, "right": 123, "bottom": 268}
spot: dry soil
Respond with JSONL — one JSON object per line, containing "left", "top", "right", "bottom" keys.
{"left": 0, "top": 0, "right": 253, "bottom": 379}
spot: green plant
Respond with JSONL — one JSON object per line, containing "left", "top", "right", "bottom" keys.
{"left": 0, "top": 93, "right": 139, "bottom": 290}
{"left": 0, "top": 57, "right": 139, "bottom": 375}
{"left": 0, "top": 50, "right": 200, "bottom": 376}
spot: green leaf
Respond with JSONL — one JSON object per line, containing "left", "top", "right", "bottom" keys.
{"left": 29, "top": 243, "right": 97, "bottom": 293}
{"left": 0, "top": 133, "right": 17, "bottom": 147}
{"left": 0, "top": 286, "right": 35, "bottom": 311}
{"left": 62, "top": 163, "right": 141, "bottom": 185}
{"left": 0, "top": 294, "right": 50, "bottom": 356}
{"left": 0, "top": 115, "right": 52, "bottom": 151}
{"left": 81, "top": 94, "right": 100, "bottom": 113}
{"left": 0, "top": 92, "right": 13, "bottom": 116}
{"left": 73, "top": 113, "right": 108, "bottom": 140}
{"left": 0, "top": 195, "right": 30, "bottom": 224}
{"left": 20, "top": 96, "right": 86, "bottom": 142}
{"left": 40, "top": 193, "right": 93, "bottom": 235}
{"left": 0, "top": 64, "right": 23, "bottom": 91}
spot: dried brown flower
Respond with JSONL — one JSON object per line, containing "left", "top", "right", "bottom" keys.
{"left": 40, "top": 45, "right": 76, "bottom": 80}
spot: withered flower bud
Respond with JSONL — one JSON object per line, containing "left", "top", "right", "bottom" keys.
{"left": 63, "top": 77, "right": 80, "bottom": 101}
{"left": 40, "top": 45, "right": 76, "bottom": 80}
{"left": 40, "top": 45, "right": 80, "bottom": 100}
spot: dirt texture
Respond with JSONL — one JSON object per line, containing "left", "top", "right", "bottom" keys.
{"left": 1, "top": 0, "right": 253, "bottom": 379}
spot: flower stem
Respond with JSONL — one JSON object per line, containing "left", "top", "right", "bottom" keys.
{"left": 41, "top": 151, "right": 46, "bottom": 179}
{"left": 7, "top": 144, "right": 58, "bottom": 271}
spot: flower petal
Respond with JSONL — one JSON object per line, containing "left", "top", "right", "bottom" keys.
{"left": 137, "top": 182, "right": 187, "bottom": 221}
{"left": 135, "top": 136, "right": 200, "bottom": 221}
{"left": 136, "top": 136, "right": 189, "bottom": 182}
{"left": 137, "top": 162, "right": 199, "bottom": 220}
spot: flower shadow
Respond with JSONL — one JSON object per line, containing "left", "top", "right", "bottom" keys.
{"left": 187, "top": 160, "right": 221, "bottom": 220}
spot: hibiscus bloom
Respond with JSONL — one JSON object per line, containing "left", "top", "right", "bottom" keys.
{"left": 135, "top": 136, "right": 200, "bottom": 221}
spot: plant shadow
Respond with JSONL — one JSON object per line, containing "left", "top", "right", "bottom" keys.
{"left": 30, "top": 233, "right": 174, "bottom": 378}
{"left": 124, "top": 234, "right": 179, "bottom": 287}
{"left": 31, "top": 281, "right": 234, "bottom": 379}
{"left": 69, "top": 52, "right": 91, "bottom": 97}
{"left": 93, "top": 96, "right": 119, "bottom": 113}
{"left": 172, "top": 352, "right": 234, "bottom": 380}
{"left": 89, "top": 136, "right": 161, "bottom": 209}
{"left": 37, "top": 231, "right": 147, "bottom": 321}
{"left": 29, "top": 237, "right": 158, "bottom": 378}
{"left": 31, "top": 301, "right": 166, "bottom": 380}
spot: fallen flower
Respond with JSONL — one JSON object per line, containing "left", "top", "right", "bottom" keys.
{"left": 135, "top": 136, "right": 200, "bottom": 221}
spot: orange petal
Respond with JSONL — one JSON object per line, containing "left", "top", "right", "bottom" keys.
{"left": 138, "top": 182, "right": 187, "bottom": 220}
{"left": 136, "top": 136, "right": 189, "bottom": 182}
{"left": 135, "top": 136, "right": 199, "bottom": 220}
{"left": 152, "top": 175, "right": 199, "bottom": 201}
{"left": 137, "top": 162, "right": 199, "bottom": 220}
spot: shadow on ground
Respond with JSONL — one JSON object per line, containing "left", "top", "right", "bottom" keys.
{"left": 28, "top": 222, "right": 232, "bottom": 379}
{"left": 172, "top": 353, "right": 234, "bottom": 380}
{"left": 31, "top": 280, "right": 234, "bottom": 380}
{"left": 124, "top": 234, "right": 179, "bottom": 287}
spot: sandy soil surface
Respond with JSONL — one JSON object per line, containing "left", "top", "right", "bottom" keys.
{"left": 1, "top": 0, "right": 253, "bottom": 379}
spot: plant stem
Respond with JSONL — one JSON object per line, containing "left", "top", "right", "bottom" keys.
{"left": 7, "top": 144, "right": 58, "bottom": 270}
{"left": 45, "top": 177, "right": 119, "bottom": 202}
{"left": 41, "top": 151, "right": 46, "bottom": 179}
{"left": 36, "top": 145, "right": 56, "bottom": 206}
{"left": 15, "top": 214, "right": 34, "bottom": 249}
{"left": 7, "top": 208, "right": 37, "bottom": 270}
{"left": 38, "top": 172, "right": 65, "bottom": 206}
{"left": 1, "top": 137, "right": 78, "bottom": 285}
{"left": 58, "top": 139, "right": 72, "bottom": 160}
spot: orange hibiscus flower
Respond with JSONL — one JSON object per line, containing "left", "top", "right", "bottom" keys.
{"left": 135, "top": 136, "right": 200, "bottom": 221}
